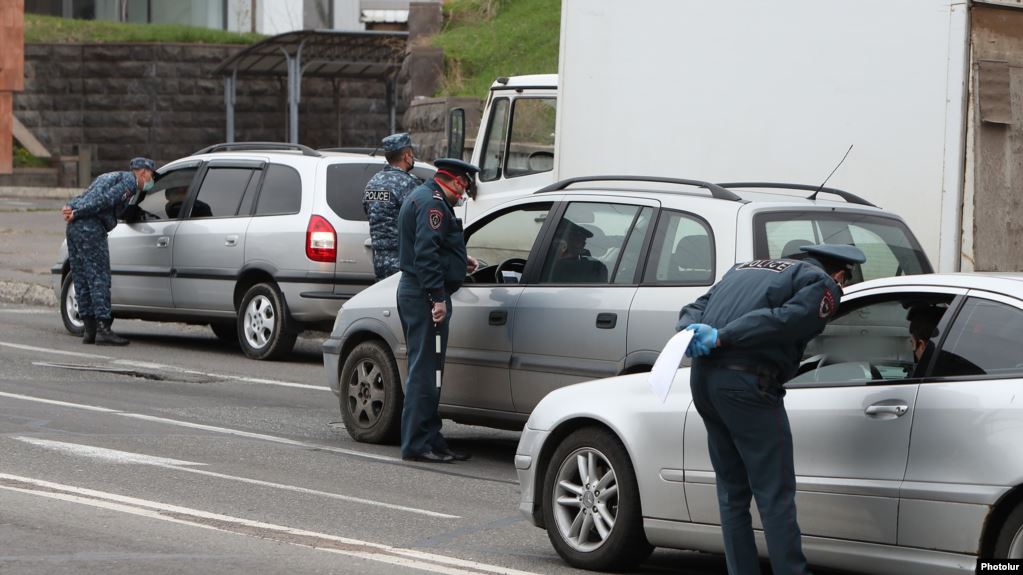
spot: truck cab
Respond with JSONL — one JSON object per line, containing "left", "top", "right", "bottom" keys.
{"left": 456, "top": 74, "right": 558, "bottom": 223}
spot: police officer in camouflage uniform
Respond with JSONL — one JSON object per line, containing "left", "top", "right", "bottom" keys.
{"left": 363, "top": 132, "right": 423, "bottom": 281}
{"left": 677, "top": 243, "right": 866, "bottom": 575}
{"left": 396, "top": 158, "right": 479, "bottom": 463}
{"left": 62, "top": 157, "right": 156, "bottom": 346}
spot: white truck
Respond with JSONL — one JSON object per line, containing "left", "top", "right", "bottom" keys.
{"left": 455, "top": 0, "right": 1023, "bottom": 273}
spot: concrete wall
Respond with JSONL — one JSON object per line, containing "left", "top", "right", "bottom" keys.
{"left": 13, "top": 42, "right": 404, "bottom": 179}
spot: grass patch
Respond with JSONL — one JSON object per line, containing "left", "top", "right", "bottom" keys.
{"left": 432, "top": 0, "right": 560, "bottom": 98}
{"left": 24, "top": 13, "right": 263, "bottom": 44}
{"left": 13, "top": 144, "right": 50, "bottom": 168}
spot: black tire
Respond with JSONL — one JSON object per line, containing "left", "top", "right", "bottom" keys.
{"left": 338, "top": 340, "right": 403, "bottom": 444}
{"left": 210, "top": 321, "right": 239, "bottom": 345}
{"left": 994, "top": 502, "right": 1023, "bottom": 559}
{"left": 59, "top": 273, "right": 85, "bottom": 336}
{"left": 542, "top": 427, "right": 653, "bottom": 571}
{"left": 237, "top": 282, "right": 297, "bottom": 360}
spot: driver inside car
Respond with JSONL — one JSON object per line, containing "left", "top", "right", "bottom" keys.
{"left": 907, "top": 304, "right": 944, "bottom": 378}
{"left": 549, "top": 220, "right": 608, "bottom": 283}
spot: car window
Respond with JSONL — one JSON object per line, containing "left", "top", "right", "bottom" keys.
{"left": 611, "top": 207, "right": 653, "bottom": 284}
{"left": 465, "top": 202, "right": 552, "bottom": 283}
{"left": 479, "top": 97, "right": 509, "bottom": 182}
{"left": 539, "top": 203, "right": 640, "bottom": 285}
{"left": 191, "top": 167, "right": 256, "bottom": 219}
{"left": 254, "top": 163, "right": 301, "bottom": 216}
{"left": 504, "top": 97, "right": 556, "bottom": 179}
{"left": 326, "top": 163, "right": 435, "bottom": 222}
{"left": 754, "top": 211, "right": 931, "bottom": 283}
{"left": 136, "top": 167, "right": 198, "bottom": 220}
{"left": 932, "top": 298, "right": 1023, "bottom": 379}
{"left": 642, "top": 210, "right": 715, "bottom": 285}
{"left": 788, "top": 294, "right": 953, "bottom": 386}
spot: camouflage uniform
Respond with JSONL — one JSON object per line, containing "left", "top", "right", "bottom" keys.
{"left": 66, "top": 170, "right": 140, "bottom": 321}
{"left": 363, "top": 132, "right": 422, "bottom": 280}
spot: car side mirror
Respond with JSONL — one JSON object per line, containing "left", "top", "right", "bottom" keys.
{"left": 447, "top": 108, "right": 465, "bottom": 160}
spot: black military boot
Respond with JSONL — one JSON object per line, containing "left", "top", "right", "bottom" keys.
{"left": 82, "top": 318, "right": 97, "bottom": 344}
{"left": 95, "top": 319, "right": 129, "bottom": 346}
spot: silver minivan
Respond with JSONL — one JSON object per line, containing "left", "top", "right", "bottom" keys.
{"left": 53, "top": 142, "right": 434, "bottom": 360}
{"left": 323, "top": 178, "right": 932, "bottom": 443}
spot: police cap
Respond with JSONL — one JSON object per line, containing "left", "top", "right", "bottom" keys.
{"left": 800, "top": 243, "right": 867, "bottom": 271}
{"left": 433, "top": 158, "right": 480, "bottom": 176}
{"left": 561, "top": 220, "right": 593, "bottom": 238}
{"left": 381, "top": 132, "right": 414, "bottom": 153}
{"left": 129, "top": 157, "right": 156, "bottom": 172}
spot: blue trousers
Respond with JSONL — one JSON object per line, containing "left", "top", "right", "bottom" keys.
{"left": 66, "top": 218, "right": 112, "bottom": 321}
{"left": 690, "top": 362, "right": 812, "bottom": 575}
{"left": 396, "top": 284, "right": 451, "bottom": 458}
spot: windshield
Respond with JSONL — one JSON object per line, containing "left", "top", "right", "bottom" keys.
{"left": 753, "top": 211, "right": 932, "bottom": 283}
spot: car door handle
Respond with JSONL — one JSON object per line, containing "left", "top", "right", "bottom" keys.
{"left": 865, "top": 403, "right": 909, "bottom": 417}
{"left": 364, "top": 238, "right": 373, "bottom": 249}
{"left": 156, "top": 236, "right": 169, "bottom": 248}
{"left": 225, "top": 235, "right": 238, "bottom": 247}
{"left": 489, "top": 310, "right": 507, "bottom": 326}
{"left": 596, "top": 313, "right": 617, "bottom": 329}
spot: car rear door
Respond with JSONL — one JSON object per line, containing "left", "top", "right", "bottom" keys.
{"left": 510, "top": 197, "right": 655, "bottom": 413}
{"left": 171, "top": 159, "right": 263, "bottom": 311}
{"left": 108, "top": 163, "right": 200, "bottom": 309}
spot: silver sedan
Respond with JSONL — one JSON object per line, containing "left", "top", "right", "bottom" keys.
{"left": 515, "top": 273, "right": 1023, "bottom": 575}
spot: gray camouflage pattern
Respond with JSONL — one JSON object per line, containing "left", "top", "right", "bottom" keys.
{"left": 363, "top": 166, "right": 422, "bottom": 280}
{"left": 66, "top": 171, "right": 139, "bottom": 320}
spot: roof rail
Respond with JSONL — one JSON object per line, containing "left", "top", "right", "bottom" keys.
{"left": 534, "top": 176, "right": 742, "bottom": 202}
{"left": 318, "top": 147, "right": 378, "bottom": 155}
{"left": 194, "top": 142, "right": 323, "bottom": 157}
{"left": 716, "top": 182, "right": 875, "bottom": 207}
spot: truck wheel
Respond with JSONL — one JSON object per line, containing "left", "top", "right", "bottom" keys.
{"left": 210, "top": 321, "right": 238, "bottom": 345}
{"left": 994, "top": 502, "right": 1023, "bottom": 558}
{"left": 237, "top": 282, "right": 297, "bottom": 360}
{"left": 542, "top": 427, "right": 653, "bottom": 571}
{"left": 338, "top": 340, "right": 402, "bottom": 444}
{"left": 59, "top": 274, "right": 85, "bottom": 336}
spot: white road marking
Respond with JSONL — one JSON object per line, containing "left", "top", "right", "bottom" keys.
{"left": 0, "top": 339, "right": 327, "bottom": 391}
{"left": 15, "top": 437, "right": 457, "bottom": 519}
{"left": 0, "top": 474, "right": 539, "bottom": 575}
{"left": 0, "top": 341, "right": 110, "bottom": 360}
{"left": 0, "top": 391, "right": 402, "bottom": 463}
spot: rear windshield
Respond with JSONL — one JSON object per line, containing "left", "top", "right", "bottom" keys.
{"left": 753, "top": 211, "right": 932, "bottom": 283}
{"left": 326, "top": 162, "right": 435, "bottom": 222}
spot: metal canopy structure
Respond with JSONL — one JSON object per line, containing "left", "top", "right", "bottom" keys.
{"left": 214, "top": 29, "right": 409, "bottom": 145}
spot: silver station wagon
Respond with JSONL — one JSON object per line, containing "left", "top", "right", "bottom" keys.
{"left": 515, "top": 272, "right": 1023, "bottom": 575}
{"left": 323, "top": 177, "right": 932, "bottom": 443}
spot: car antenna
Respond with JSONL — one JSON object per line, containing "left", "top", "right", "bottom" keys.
{"left": 809, "top": 144, "right": 853, "bottom": 201}
{"left": 370, "top": 145, "right": 380, "bottom": 157}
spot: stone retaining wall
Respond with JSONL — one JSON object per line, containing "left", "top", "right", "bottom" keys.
{"left": 14, "top": 43, "right": 407, "bottom": 180}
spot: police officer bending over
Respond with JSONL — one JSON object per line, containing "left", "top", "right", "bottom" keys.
{"left": 363, "top": 132, "right": 423, "bottom": 281}
{"left": 396, "top": 158, "right": 479, "bottom": 463}
{"left": 62, "top": 157, "right": 156, "bottom": 346}
{"left": 677, "top": 243, "right": 866, "bottom": 575}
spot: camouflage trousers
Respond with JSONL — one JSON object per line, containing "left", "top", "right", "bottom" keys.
{"left": 66, "top": 218, "right": 113, "bottom": 320}
{"left": 373, "top": 249, "right": 400, "bottom": 281}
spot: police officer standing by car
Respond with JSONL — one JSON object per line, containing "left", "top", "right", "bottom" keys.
{"left": 677, "top": 243, "right": 866, "bottom": 575}
{"left": 396, "top": 158, "right": 479, "bottom": 463}
{"left": 363, "top": 132, "right": 423, "bottom": 281}
{"left": 61, "top": 157, "right": 156, "bottom": 346}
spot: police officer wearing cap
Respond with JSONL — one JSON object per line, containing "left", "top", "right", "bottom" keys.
{"left": 62, "top": 157, "right": 157, "bottom": 346}
{"left": 363, "top": 132, "right": 423, "bottom": 281}
{"left": 396, "top": 158, "right": 480, "bottom": 463}
{"left": 677, "top": 243, "right": 866, "bottom": 575}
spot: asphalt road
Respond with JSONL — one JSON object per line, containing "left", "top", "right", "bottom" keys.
{"left": 0, "top": 303, "right": 733, "bottom": 575}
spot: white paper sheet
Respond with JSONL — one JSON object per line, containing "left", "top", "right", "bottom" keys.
{"left": 648, "top": 329, "right": 694, "bottom": 403}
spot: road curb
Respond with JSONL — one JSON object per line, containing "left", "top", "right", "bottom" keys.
{"left": 0, "top": 186, "right": 80, "bottom": 200}
{"left": 0, "top": 280, "right": 57, "bottom": 307}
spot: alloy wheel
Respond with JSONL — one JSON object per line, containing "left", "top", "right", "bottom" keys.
{"left": 65, "top": 283, "right": 83, "bottom": 329}
{"left": 345, "top": 359, "right": 386, "bottom": 428}
{"left": 552, "top": 447, "right": 620, "bottom": 553}
{"left": 243, "top": 294, "right": 275, "bottom": 349}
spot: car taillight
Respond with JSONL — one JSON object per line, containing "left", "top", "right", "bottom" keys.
{"left": 306, "top": 215, "right": 336, "bottom": 263}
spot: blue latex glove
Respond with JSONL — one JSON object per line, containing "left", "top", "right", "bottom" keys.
{"left": 685, "top": 323, "right": 718, "bottom": 357}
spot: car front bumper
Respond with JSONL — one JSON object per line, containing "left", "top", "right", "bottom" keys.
{"left": 516, "top": 425, "right": 551, "bottom": 527}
